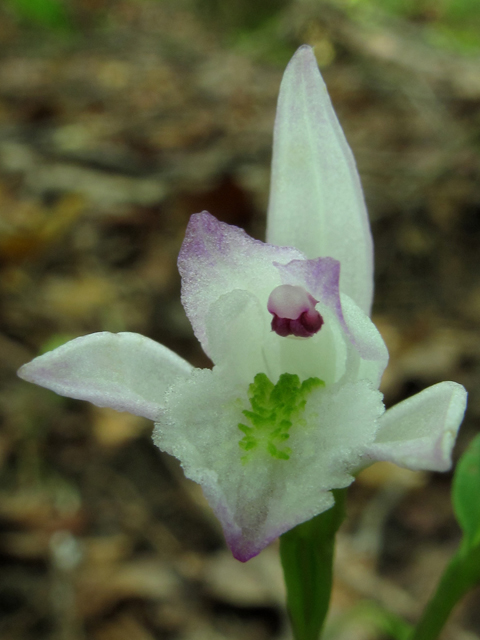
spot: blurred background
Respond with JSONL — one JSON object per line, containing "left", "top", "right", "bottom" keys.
{"left": 1, "top": 0, "right": 480, "bottom": 638}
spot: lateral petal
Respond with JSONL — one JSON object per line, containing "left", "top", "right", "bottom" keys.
{"left": 266, "top": 45, "right": 373, "bottom": 314}
{"left": 17, "top": 332, "right": 193, "bottom": 421}
{"left": 365, "top": 382, "right": 467, "bottom": 472}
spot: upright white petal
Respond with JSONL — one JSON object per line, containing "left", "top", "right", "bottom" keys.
{"left": 18, "top": 332, "right": 193, "bottom": 421}
{"left": 267, "top": 45, "right": 373, "bottom": 314}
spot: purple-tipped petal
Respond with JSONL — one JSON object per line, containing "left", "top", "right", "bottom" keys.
{"left": 178, "top": 211, "right": 303, "bottom": 358}
{"left": 267, "top": 45, "right": 373, "bottom": 314}
{"left": 18, "top": 332, "right": 193, "bottom": 421}
{"left": 366, "top": 382, "right": 467, "bottom": 472}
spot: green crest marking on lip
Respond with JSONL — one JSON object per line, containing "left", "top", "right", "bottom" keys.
{"left": 238, "top": 372, "right": 324, "bottom": 463}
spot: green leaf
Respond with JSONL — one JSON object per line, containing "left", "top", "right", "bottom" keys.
{"left": 279, "top": 489, "right": 347, "bottom": 640}
{"left": 453, "top": 433, "right": 480, "bottom": 548}
{"left": 409, "top": 546, "right": 480, "bottom": 640}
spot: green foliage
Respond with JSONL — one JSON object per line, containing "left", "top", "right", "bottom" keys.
{"left": 349, "top": 0, "right": 480, "bottom": 54}
{"left": 190, "top": 0, "right": 295, "bottom": 64}
{"left": 408, "top": 435, "right": 480, "bottom": 640}
{"left": 324, "top": 601, "right": 412, "bottom": 640}
{"left": 453, "top": 433, "right": 480, "bottom": 550}
{"left": 194, "top": 0, "right": 289, "bottom": 32}
{"left": 351, "top": 0, "right": 480, "bottom": 22}
{"left": 238, "top": 372, "right": 324, "bottom": 462}
{"left": 5, "top": 0, "right": 71, "bottom": 29}
{"left": 408, "top": 546, "right": 480, "bottom": 640}
{"left": 40, "top": 333, "right": 77, "bottom": 355}
{"left": 356, "top": 602, "right": 412, "bottom": 640}
{"left": 444, "top": 0, "right": 480, "bottom": 21}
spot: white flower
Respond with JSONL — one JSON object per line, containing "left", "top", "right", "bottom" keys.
{"left": 18, "top": 46, "right": 467, "bottom": 561}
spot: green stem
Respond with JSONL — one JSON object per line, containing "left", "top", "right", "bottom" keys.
{"left": 279, "top": 489, "right": 347, "bottom": 640}
{"left": 410, "top": 544, "right": 480, "bottom": 640}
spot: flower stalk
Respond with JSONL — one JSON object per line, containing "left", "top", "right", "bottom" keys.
{"left": 280, "top": 489, "right": 347, "bottom": 640}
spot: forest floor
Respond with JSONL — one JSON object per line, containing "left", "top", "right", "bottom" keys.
{"left": 1, "top": 1, "right": 480, "bottom": 639}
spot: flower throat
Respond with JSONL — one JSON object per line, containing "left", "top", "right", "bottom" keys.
{"left": 238, "top": 373, "right": 324, "bottom": 463}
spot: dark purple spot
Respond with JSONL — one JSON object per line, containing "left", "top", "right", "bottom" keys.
{"left": 267, "top": 285, "right": 324, "bottom": 338}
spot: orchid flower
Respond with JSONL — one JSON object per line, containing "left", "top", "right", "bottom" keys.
{"left": 18, "top": 46, "right": 467, "bottom": 562}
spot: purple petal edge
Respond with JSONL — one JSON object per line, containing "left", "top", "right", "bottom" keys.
{"left": 178, "top": 212, "right": 304, "bottom": 357}
{"left": 226, "top": 523, "right": 292, "bottom": 563}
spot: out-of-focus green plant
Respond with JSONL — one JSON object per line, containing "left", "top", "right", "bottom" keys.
{"left": 40, "top": 334, "right": 78, "bottom": 355}
{"left": 453, "top": 432, "right": 480, "bottom": 549}
{"left": 5, "top": 0, "right": 72, "bottom": 29}
{"left": 405, "top": 433, "right": 480, "bottom": 640}
{"left": 323, "top": 601, "right": 412, "bottom": 640}
{"left": 348, "top": 0, "right": 480, "bottom": 22}
{"left": 346, "top": 0, "right": 480, "bottom": 53}
{"left": 194, "top": 0, "right": 289, "bottom": 32}
{"left": 191, "top": 0, "right": 295, "bottom": 63}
